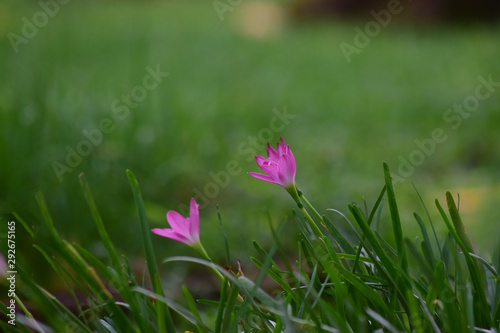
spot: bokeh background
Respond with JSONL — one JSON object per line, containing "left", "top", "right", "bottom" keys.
{"left": 1, "top": 0, "right": 499, "bottom": 294}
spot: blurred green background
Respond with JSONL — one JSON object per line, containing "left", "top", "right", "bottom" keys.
{"left": 1, "top": 0, "right": 499, "bottom": 290}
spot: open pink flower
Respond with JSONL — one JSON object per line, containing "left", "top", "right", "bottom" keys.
{"left": 152, "top": 198, "right": 200, "bottom": 246}
{"left": 248, "top": 137, "right": 296, "bottom": 188}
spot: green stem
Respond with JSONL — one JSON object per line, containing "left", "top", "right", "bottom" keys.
{"left": 299, "top": 191, "right": 323, "bottom": 223}
{"left": 289, "top": 186, "right": 324, "bottom": 238}
{"left": 193, "top": 241, "right": 225, "bottom": 280}
{"left": 15, "top": 294, "right": 45, "bottom": 333}
{"left": 300, "top": 203, "right": 325, "bottom": 239}
{"left": 193, "top": 241, "right": 245, "bottom": 303}
{"left": 126, "top": 170, "right": 173, "bottom": 333}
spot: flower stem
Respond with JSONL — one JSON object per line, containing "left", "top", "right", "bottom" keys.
{"left": 195, "top": 242, "right": 245, "bottom": 303}
{"left": 285, "top": 183, "right": 302, "bottom": 208}
{"left": 194, "top": 241, "right": 225, "bottom": 280}
{"left": 299, "top": 203, "right": 325, "bottom": 239}
{"left": 294, "top": 189, "right": 325, "bottom": 238}
{"left": 286, "top": 184, "right": 321, "bottom": 235}
{"left": 299, "top": 191, "right": 323, "bottom": 223}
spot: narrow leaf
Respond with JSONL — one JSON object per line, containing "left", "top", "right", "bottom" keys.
{"left": 126, "top": 169, "right": 174, "bottom": 333}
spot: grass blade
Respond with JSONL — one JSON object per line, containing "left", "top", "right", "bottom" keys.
{"left": 35, "top": 190, "right": 62, "bottom": 244}
{"left": 79, "top": 173, "right": 122, "bottom": 278}
{"left": 126, "top": 169, "right": 174, "bottom": 333}
{"left": 383, "top": 163, "right": 409, "bottom": 277}
{"left": 216, "top": 205, "right": 231, "bottom": 267}
{"left": 446, "top": 192, "right": 475, "bottom": 254}
{"left": 435, "top": 198, "right": 491, "bottom": 328}
{"left": 215, "top": 277, "right": 229, "bottom": 333}
{"left": 351, "top": 185, "right": 386, "bottom": 274}
{"left": 348, "top": 204, "right": 396, "bottom": 277}
{"left": 412, "top": 183, "right": 442, "bottom": 259}
{"left": 221, "top": 282, "right": 242, "bottom": 333}
{"left": 365, "top": 308, "right": 401, "bottom": 333}
{"left": 414, "top": 212, "right": 436, "bottom": 268}
{"left": 12, "top": 211, "right": 36, "bottom": 239}
{"left": 322, "top": 214, "right": 355, "bottom": 255}
{"left": 182, "top": 285, "right": 209, "bottom": 333}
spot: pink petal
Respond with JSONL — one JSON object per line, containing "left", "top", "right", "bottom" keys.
{"left": 286, "top": 147, "right": 296, "bottom": 172}
{"left": 255, "top": 156, "right": 279, "bottom": 180}
{"left": 277, "top": 137, "right": 287, "bottom": 156}
{"left": 166, "top": 210, "right": 190, "bottom": 234}
{"left": 189, "top": 198, "right": 200, "bottom": 241}
{"left": 255, "top": 155, "right": 269, "bottom": 166}
{"left": 248, "top": 172, "right": 281, "bottom": 185}
{"left": 277, "top": 152, "right": 296, "bottom": 186}
{"left": 152, "top": 228, "right": 192, "bottom": 244}
{"left": 266, "top": 143, "right": 279, "bottom": 162}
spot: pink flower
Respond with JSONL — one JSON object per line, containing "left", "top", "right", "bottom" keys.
{"left": 248, "top": 137, "right": 296, "bottom": 189}
{"left": 152, "top": 198, "right": 200, "bottom": 246}
{"left": 0, "top": 254, "right": 6, "bottom": 277}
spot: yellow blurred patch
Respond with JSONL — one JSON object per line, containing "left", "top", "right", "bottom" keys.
{"left": 450, "top": 187, "right": 487, "bottom": 213}
{"left": 232, "top": 1, "right": 287, "bottom": 39}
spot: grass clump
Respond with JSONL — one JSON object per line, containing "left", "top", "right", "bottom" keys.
{"left": 1, "top": 159, "right": 499, "bottom": 333}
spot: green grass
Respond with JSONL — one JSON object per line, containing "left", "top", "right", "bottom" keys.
{"left": 1, "top": 0, "right": 500, "bottom": 322}
{"left": 1, "top": 162, "right": 499, "bottom": 332}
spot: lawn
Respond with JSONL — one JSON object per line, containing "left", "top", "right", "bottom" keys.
{"left": 1, "top": 0, "right": 500, "bottom": 311}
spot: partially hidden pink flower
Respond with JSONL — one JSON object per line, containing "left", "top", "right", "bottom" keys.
{"left": 0, "top": 253, "right": 6, "bottom": 277}
{"left": 248, "top": 137, "right": 296, "bottom": 189}
{"left": 152, "top": 198, "right": 200, "bottom": 246}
